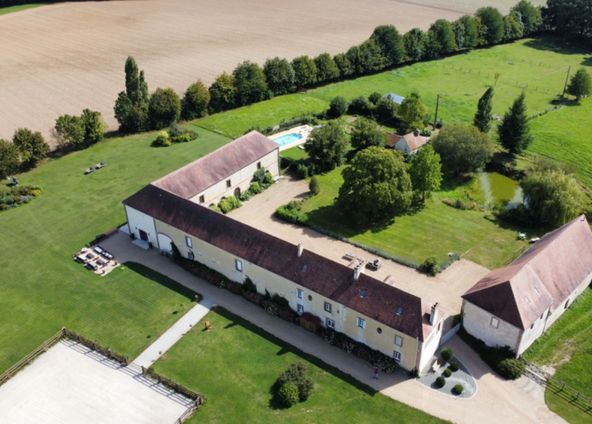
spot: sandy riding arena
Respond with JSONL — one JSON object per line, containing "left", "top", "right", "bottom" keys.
{"left": 0, "top": 0, "right": 542, "bottom": 144}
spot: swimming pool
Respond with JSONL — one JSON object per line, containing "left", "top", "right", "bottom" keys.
{"left": 273, "top": 132, "right": 303, "bottom": 147}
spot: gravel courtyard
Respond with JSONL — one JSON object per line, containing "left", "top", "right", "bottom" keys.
{"left": 0, "top": 340, "right": 191, "bottom": 424}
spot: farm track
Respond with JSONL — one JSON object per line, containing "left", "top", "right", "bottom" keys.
{"left": 0, "top": 0, "right": 542, "bottom": 145}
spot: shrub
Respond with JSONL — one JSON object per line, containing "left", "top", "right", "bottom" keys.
{"left": 218, "top": 196, "right": 241, "bottom": 214}
{"left": 449, "top": 361, "right": 460, "bottom": 372}
{"left": 275, "top": 201, "right": 308, "bottom": 225}
{"left": 276, "top": 363, "right": 314, "bottom": 403}
{"left": 420, "top": 256, "right": 440, "bottom": 276}
{"left": 443, "top": 368, "right": 452, "bottom": 377}
{"left": 440, "top": 348, "right": 453, "bottom": 362}
{"left": 497, "top": 358, "right": 525, "bottom": 380}
{"left": 296, "top": 163, "right": 310, "bottom": 179}
{"left": 435, "top": 376, "right": 446, "bottom": 388}
{"left": 309, "top": 176, "right": 320, "bottom": 195}
{"left": 253, "top": 168, "right": 273, "bottom": 187}
{"left": 348, "top": 96, "right": 373, "bottom": 116}
{"left": 328, "top": 96, "right": 348, "bottom": 118}
{"left": 277, "top": 382, "right": 299, "bottom": 407}
{"left": 249, "top": 181, "right": 263, "bottom": 194}
{"left": 368, "top": 91, "right": 382, "bottom": 105}
{"left": 152, "top": 131, "right": 171, "bottom": 147}
{"left": 453, "top": 384, "right": 464, "bottom": 395}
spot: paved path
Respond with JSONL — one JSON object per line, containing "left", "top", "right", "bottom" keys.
{"left": 229, "top": 176, "right": 491, "bottom": 316}
{"left": 101, "top": 232, "right": 564, "bottom": 424}
{"left": 132, "top": 299, "right": 214, "bottom": 369}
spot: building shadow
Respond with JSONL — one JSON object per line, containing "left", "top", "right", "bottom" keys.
{"left": 125, "top": 261, "right": 198, "bottom": 301}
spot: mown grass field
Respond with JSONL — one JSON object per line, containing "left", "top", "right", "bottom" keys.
{"left": 309, "top": 37, "right": 588, "bottom": 124}
{"left": 0, "top": 3, "right": 45, "bottom": 15}
{"left": 523, "top": 289, "right": 592, "bottom": 423}
{"left": 530, "top": 99, "right": 592, "bottom": 189}
{"left": 298, "top": 168, "right": 527, "bottom": 268}
{"left": 153, "top": 308, "right": 446, "bottom": 424}
{"left": 197, "top": 94, "right": 328, "bottom": 138}
{"left": 0, "top": 125, "right": 229, "bottom": 372}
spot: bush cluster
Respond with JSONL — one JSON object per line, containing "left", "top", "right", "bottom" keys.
{"left": 453, "top": 384, "right": 464, "bottom": 395}
{"left": 218, "top": 195, "right": 241, "bottom": 214}
{"left": 275, "top": 201, "right": 308, "bottom": 225}
{"left": 151, "top": 125, "right": 198, "bottom": 147}
{"left": 274, "top": 363, "right": 314, "bottom": 407}
{"left": 0, "top": 185, "right": 42, "bottom": 211}
{"left": 419, "top": 256, "right": 440, "bottom": 276}
{"left": 435, "top": 376, "right": 446, "bottom": 388}
{"left": 440, "top": 347, "right": 453, "bottom": 362}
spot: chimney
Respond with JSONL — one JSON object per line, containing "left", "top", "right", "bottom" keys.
{"left": 413, "top": 128, "right": 420, "bottom": 137}
{"left": 354, "top": 264, "right": 362, "bottom": 281}
{"left": 297, "top": 243, "right": 304, "bottom": 257}
{"left": 429, "top": 302, "right": 439, "bottom": 325}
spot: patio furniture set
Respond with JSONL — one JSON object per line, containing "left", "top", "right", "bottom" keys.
{"left": 84, "top": 161, "right": 105, "bottom": 175}
{"left": 343, "top": 253, "right": 382, "bottom": 271}
{"left": 73, "top": 245, "right": 118, "bottom": 275}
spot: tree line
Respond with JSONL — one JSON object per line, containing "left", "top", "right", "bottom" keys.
{"left": 113, "top": 0, "right": 549, "bottom": 134}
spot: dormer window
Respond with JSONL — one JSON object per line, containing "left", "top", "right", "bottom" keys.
{"left": 395, "top": 306, "right": 404, "bottom": 316}
{"left": 359, "top": 288, "right": 368, "bottom": 298}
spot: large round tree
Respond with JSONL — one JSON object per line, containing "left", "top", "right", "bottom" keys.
{"left": 337, "top": 147, "right": 412, "bottom": 224}
{"left": 432, "top": 125, "right": 494, "bottom": 175}
{"left": 304, "top": 121, "right": 348, "bottom": 172}
{"left": 148, "top": 88, "right": 181, "bottom": 130}
{"left": 521, "top": 170, "right": 586, "bottom": 227}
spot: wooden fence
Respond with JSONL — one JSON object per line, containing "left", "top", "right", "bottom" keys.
{"left": 0, "top": 328, "right": 65, "bottom": 387}
{"left": 525, "top": 362, "right": 592, "bottom": 415}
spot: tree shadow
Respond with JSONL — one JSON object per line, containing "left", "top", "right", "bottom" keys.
{"left": 213, "top": 307, "right": 378, "bottom": 399}
{"left": 124, "top": 262, "right": 198, "bottom": 301}
{"left": 523, "top": 36, "right": 592, "bottom": 57}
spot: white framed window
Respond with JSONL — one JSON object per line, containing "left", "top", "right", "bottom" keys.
{"left": 185, "top": 236, "right": 192, "bottom": 248}
{"left": 297, "top": 304, "right": 304, "bottom": 315}
{"left": 356, "top": 317, "right": 366, "bottom": 329}
{"left": 257, "top": 162, "right": 262, "bottom": 169}
{"left": 297, "top": 288, "right": 304, "bottom": 300}
{"left": 187, "top": 251, "right": 194, "bottom": 260}
{"left": 393, "top": 350, "right": 401, "bottom": 362}
{"left": 395, "top": 335, "right": 403, "bottom": 347}
{"left": 325, "top": 317, "right": 335, "bottom": 329}
{"left": 235, "top": 259, "right": 243, "bottom": 272}
{"left": 324, "top": 302, "right": 332, "bottom": 313}
{"left": 226, "top": 179, "right": 232, "bottom": 188}
{"left": 490, "top": 317, "right": 499, "bottom": 328}
{"left": 199, "top": 195, "right": 205, "bottom": 203}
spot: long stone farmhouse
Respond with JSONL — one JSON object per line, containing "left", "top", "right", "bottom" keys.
{"left": 462, "top": 215, "right": 592, "bottom": 356}
{"left": 123, "top": 131, "right": 445, "bottom": 372}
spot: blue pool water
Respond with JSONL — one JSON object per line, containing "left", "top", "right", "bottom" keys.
{"left": 273, "top": 132, "right": 303, "bottom": 147}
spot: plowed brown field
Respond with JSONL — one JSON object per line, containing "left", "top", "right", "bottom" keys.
{"left": 0, "top": 0, "right": 542, "bottom": 144}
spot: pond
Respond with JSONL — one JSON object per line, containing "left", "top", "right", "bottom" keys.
{"left": 479, "top": 172, "right": 523, "bottom": 209}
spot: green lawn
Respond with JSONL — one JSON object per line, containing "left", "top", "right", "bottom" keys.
{"left": 0, "top": 126, "right": 229, "bottom": 372}
{"left": 196, "top": 94, "right": 328, "bottom": 138}
{"left": 309, "top": 37, "right": 590, "bottom": 125}
{"left": 523, "top": 288, "right": 592, "bottom": 423}
{"left": 0, "top": 3, "right": 46, "bottom": 15}
{"left": 529, "top": 99, "right": 592, "bottom": 189}
{"left": 299, "top": 168, "right": 527, "bottom": 268}
{"left": 280, "top": 146, "right": 308, "bottom": 161}
{"left": 153, "top": 308, "right": 447, "bottom": 424}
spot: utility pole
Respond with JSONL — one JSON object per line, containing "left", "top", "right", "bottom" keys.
{"left": 562, "top": 66, "right": 571, "bottom": 98}
{"left": 433, "top": 94, "right": 440, "bottom": 128}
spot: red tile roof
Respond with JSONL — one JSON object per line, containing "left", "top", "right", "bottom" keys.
{"left": 124, "top": 184, "right": 433, "bottom": 340}
{"left": 386, "top": 132, "right": 429, "bottom": 151}
{"left": 463, "top": 216, "right": 592, "bottom": 329}
{"left": 152, "top": 131, "right": 278, "bottom": 199}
